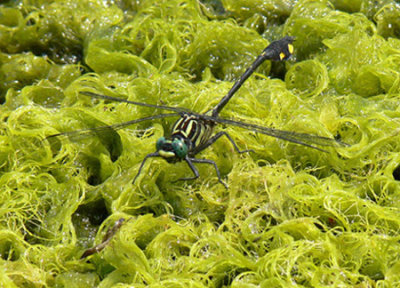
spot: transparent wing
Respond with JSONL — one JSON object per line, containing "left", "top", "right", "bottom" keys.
{"left": 201, "top": 115, "right": 348, "bottom": 152}
{"left": 80, "top": 91, "right": 190, "bottom": 113}
{"left": 46, "top": 113, "right": 180, "bottom": 140}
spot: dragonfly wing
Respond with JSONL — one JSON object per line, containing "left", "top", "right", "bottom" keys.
{"left": 46, "top": 113, "right": 180, "bottom": 139}
{"left": 80, "top": 91, "right": 190, "bottom": 114}
{"left": 204, "top": 115, "right": 347, "bottom": 151}
{"left": 45, "top": 113, "right": 180, "bottom": 163}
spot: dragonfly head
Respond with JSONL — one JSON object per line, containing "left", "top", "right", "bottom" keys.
{"left": 156, "top": 137, "right": 188, "bottom": 161}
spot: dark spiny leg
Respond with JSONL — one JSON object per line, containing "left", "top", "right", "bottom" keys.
{"left": 176, "top": 156, "right": 200, "bottom": 182}
{"left": 191, "top": 158, "right": 228, "bottom": 189}
{"left": 178, "top": 156, "right": 228, "bottom": 189}
{"left": 194, "top": 131, "right": 254, "bottom": 156}
{"left": 132, "top": 152, "right": 160, "bottom": 185}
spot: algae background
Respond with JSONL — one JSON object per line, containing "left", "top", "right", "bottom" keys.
{"left": 1, "top": 0, "right": 400, "bottom": 287}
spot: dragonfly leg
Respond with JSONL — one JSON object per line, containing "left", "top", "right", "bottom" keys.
{"left": 132, "top": 152, "right": 160, "bottom": 185}
{"left": 178, "top": 156, "right": 228, "bottom": 189}
{"left": 177, "top": 156, "right": 200, "bottom": 182}
{"left": 197, "top": 131, "right": 254, "bottom": 155}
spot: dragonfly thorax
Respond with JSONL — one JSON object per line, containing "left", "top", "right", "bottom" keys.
{"left": 156, "top": 136, "right": 188, "bottom": 162}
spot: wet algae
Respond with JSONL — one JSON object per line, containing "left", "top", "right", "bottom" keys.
{"left": 1, "top": 0, "right": 400, "bottom": 287}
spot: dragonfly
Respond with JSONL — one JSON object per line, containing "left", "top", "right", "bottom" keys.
{"left": 48, "top": 36, "right": 346, "bottom": 188}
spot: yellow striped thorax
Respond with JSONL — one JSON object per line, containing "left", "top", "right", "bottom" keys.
{"left": 171, "top": 114, "right": 214, "bottom": 150}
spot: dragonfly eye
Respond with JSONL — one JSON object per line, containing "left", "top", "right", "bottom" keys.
{"left": 156, "top": 137, "right": 166, "bottom": 151}
{"left": 172, "top": 139, "right": 187, "bottom": 159}
{"left": 157, "top": 137, "right": 178, "bottom": 159}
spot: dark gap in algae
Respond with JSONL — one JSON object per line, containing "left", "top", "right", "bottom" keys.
{"left": 79, "top": 155, "right": 103, "bottom": 186}
{"left": 314, "top": 221, "right": 328, "bottom": 232}
{"left": 0, "top": 240, "right": 21, "bottom": 261}
{"left": 224, "top": 268, "right": 249, "bottom": 286}
{"left": 79, "top": 124, "right": 123, "bottom": 164}
{"left": 269, "top": 60, "right": 289, "bottom": 81}
{"left": 393, "top": 166, "right": 400, "bottom": 181}
{"left": 24, "top": 41, "right": 84, "bottom": 65}
{"left": 87, "top": 171, "right": 101, "bottom": 186}
{"left": 261, "top": 213, "right": 278, "bottom": 227}
{"left": 74, "top": 199, "right": 109, "bottom": 226}
{"left": 72, "top": 199, "right": 109, "bottom": 248}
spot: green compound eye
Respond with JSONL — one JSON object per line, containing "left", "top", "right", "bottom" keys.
{"left": 172, "top": 139, "right": 188, "bottom": 159}
{"left": 156, "top": 137, "right": 166, "bottom": 151}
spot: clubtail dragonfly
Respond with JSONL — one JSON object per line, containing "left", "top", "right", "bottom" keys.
{"left": 48, "top": 36, "right": 345, "bottom": 188}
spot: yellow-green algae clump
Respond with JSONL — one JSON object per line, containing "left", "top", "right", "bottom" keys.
{"left": 1, "top": 0, "right": 400, "bottom": 287}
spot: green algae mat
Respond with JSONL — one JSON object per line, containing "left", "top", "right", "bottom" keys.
{"left": 1, "top": 0, "right": 400, "bottom": 287}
